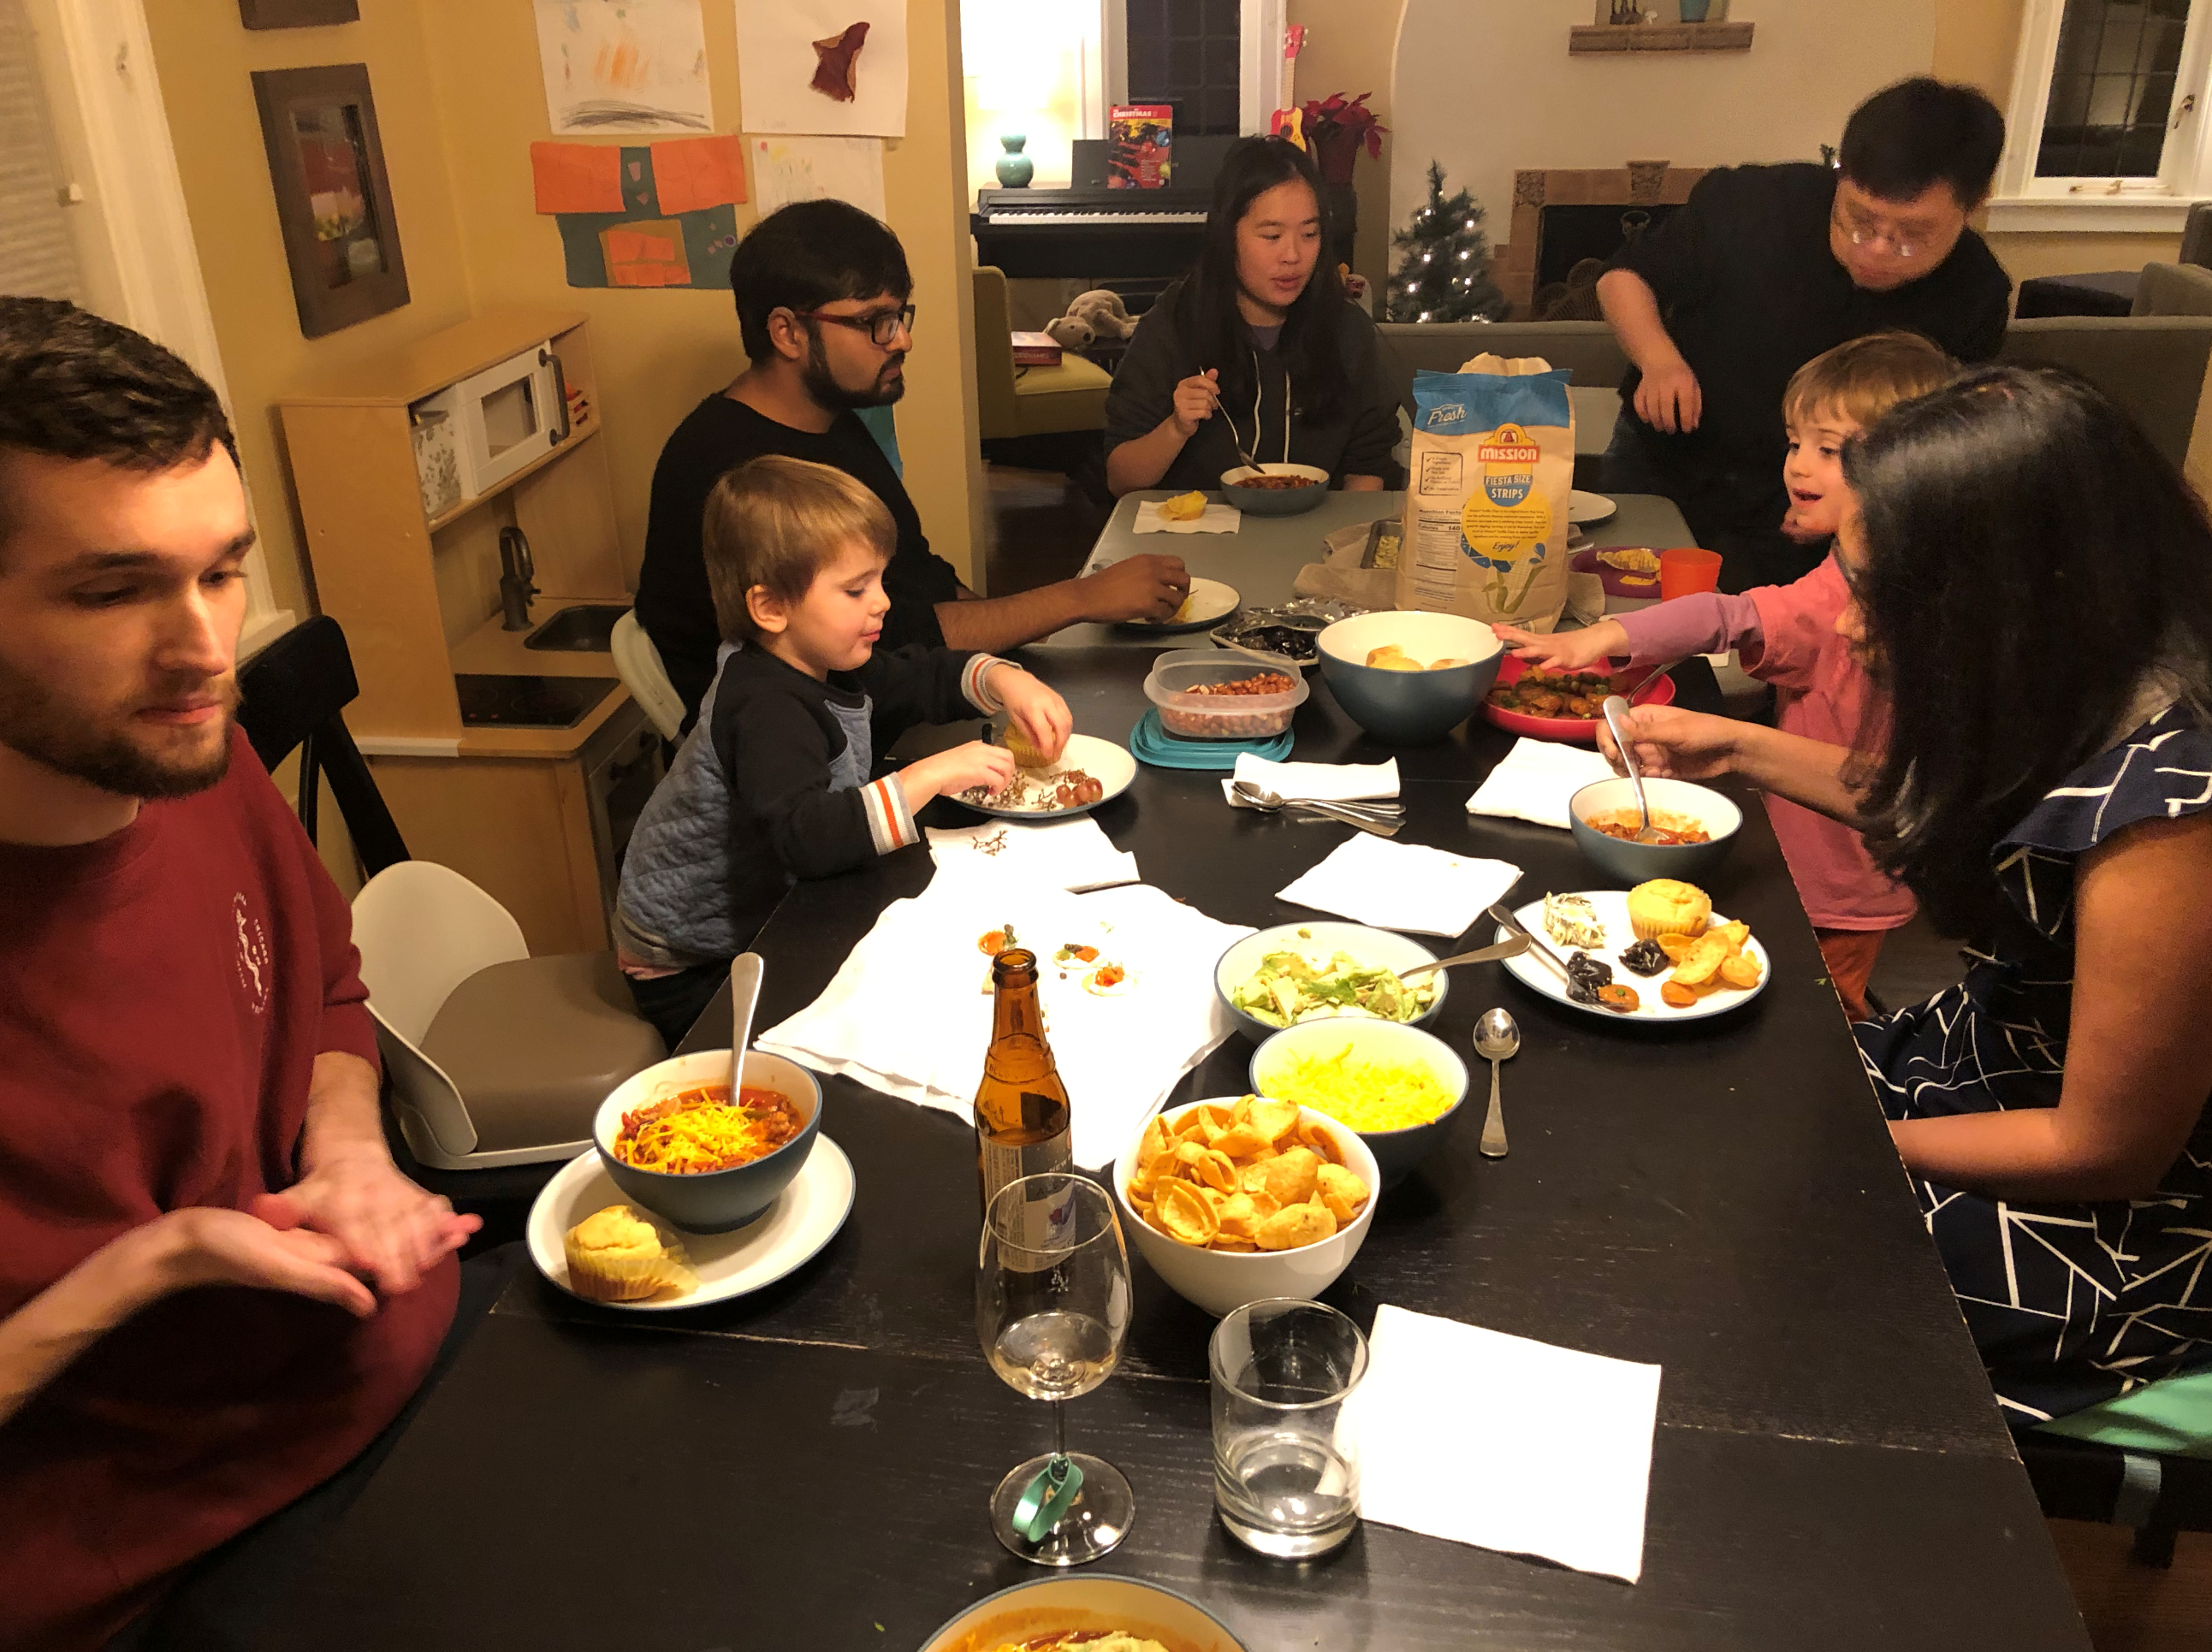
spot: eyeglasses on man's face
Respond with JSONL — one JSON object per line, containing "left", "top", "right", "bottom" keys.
{"left": 1830, "top": 196, "right": 1928, "bottom": 262}
{"left": 800, "top": 304, "right": 917, "bottom": 347}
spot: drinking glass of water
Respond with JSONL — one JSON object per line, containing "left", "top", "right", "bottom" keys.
{"left": 976, "top": 1173, "right": 1134, "bottom": 1565}
{"left": 1209, "top": 1298, "right": 1367, "bottom": 1558}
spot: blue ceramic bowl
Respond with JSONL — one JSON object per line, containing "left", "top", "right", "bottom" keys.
{"left": 1567, "top": 775, "right": 1743, "bottom": 885}
{"left": 593, "top": 1050, "right": 822, "bottom": 1234}
{"left": 1220, "top": 462, "right": 1331, "bottom": 516}
{"left": 1248, "top": 1018, "right": 1470, "bottom": 1190}
{"left": 1316, "top": 610, "right": 1503, "bottom": 746}
{"left": 1213, "top": 921, "right": 1449, "bottom": 1044}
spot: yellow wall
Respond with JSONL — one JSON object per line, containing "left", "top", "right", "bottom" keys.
{"left": 145, "top": 0, "right": 983, "bottom": 631}
{"left": 140, "top": 0, "right": 473, "bottom": 620}
{"left": 1288, "top": 0, "right": 1398, "bottom": 287}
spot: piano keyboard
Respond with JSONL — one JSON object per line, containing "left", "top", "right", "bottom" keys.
{"left": 983, "top": 210, "right": 1207, "bottom": 225}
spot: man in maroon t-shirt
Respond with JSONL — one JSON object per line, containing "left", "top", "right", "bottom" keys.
{"left": 0, "top": 300, "right": 478, "bottom": 1650}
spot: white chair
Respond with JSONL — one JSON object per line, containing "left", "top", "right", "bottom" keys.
{"left": 352, "top": 861, "right": 666, "bottom": 1169}
{"left": 612, "top": 609, "right": 685, "bottom": 742}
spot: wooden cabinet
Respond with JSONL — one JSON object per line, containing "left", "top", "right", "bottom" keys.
{"left": 281, "top": 310, "right": 660, "bottom": 954}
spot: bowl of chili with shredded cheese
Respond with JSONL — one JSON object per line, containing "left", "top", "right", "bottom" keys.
{"left": 593, "top": 1050, "right": 822, "bottom": 1233}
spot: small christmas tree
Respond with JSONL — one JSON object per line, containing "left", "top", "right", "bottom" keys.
{"left": 1387, "top": 162, "right": 1507, "bottom": 323}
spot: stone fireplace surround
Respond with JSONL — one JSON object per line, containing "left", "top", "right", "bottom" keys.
{"left": 1500, "top": 162, "right": 1706, "bottom": 318}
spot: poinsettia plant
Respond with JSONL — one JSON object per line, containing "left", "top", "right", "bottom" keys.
{"left": 1297, "top": 92, "right": 1388, "bottom": 187}
{"left": 1298, "top": 92, "right": 1389, "bottom": 160}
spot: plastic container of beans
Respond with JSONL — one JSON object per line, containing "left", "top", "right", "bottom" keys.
{"left": 1143, "top": 648, "right": 1310, "bottom": 739}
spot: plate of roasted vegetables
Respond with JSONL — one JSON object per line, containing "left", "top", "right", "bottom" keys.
{"left": 1481, "top": 654, "right": 1676, "bottom": 744}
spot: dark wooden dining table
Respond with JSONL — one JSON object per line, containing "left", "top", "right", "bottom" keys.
{"left": 263, "top": 648, "right": 2090, "bottom": 1651}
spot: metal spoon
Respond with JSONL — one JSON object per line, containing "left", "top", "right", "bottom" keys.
{"left": 1474, "top": 1007, "right": 1520, "bottom": 1159}
{"left": 1230, "top": 790, "right": 1403, "bottom": 837}
{"left": 1396, "top": 935, "right": 1530, "bottom": 980}
{"left": 1232, "top": 779, "right": 1403, "bottom": 819}
{"left": 726, "top": 952, "right": 764, "bottom": 1094}
{"left": 1599, "top": 695, "right": 1666, "bottom": 844}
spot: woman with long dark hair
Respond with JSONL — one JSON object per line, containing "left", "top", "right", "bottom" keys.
{"left": 1104, "top": 136, "right": 1399, "bottom": 495}
{"left": 1603, "top": 365, "right": 2212, "bottom": 1427}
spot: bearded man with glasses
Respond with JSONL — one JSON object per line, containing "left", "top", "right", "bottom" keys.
{"left": 638, "top": 201, "right": 1189, "bottom": 729}
{"left": 1595, "top": 76, "right": 2012, "bottom": 592}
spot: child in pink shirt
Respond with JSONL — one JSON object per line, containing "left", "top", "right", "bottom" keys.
{"left": 1498, "top": 331, "right": 1953, "bottom": 1019}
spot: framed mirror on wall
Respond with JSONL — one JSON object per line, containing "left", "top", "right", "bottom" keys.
{"left": 250, "top": 62, "right": 409, "bottom": 337}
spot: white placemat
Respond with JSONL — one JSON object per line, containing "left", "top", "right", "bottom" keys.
{"left": 925, "top": 817, "right": 1139, "bottom": 892}
{"left": 1465, "top": 737, "right": 1619, "bottom": 830}
{"left": 1346, "top": 1304, "right": 1661, "bottom": 1584}
{"left": 755, "top": 876, "right": 1252, "bottom": 1168}
{"left": 1275, "top": 834, "right": 1520, "bottom": 938}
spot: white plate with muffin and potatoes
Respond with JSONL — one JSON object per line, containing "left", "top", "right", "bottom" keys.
{"left": 1494, "top": 885, "right": 1771, "bottom": 1024}
{"left": 525, "top": 1138, "right": 856, "bottom": 1311}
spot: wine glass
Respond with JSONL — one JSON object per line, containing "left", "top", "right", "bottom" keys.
{"left": 976, "top": 1172, "right": 1135, "bottom": 1565}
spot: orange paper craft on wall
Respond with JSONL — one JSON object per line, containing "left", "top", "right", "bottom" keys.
{"left": 650, "top": 135, "right": 749, "bottom": 215}
{"left": 601, "top": 219, "right": 691, "bottom": 287}
{"left": 530, "top": 142, "right": 625, "bottom": 214}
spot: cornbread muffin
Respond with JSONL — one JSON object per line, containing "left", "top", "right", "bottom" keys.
{"left": 1003, "top": 722, "right": 1050, "bottom": 768}
{"left": 1626, "top": 878, "right": 1712, "bottom": 941}
{"left": 562, "top": 1204, "right": 696, "bottom": 1302}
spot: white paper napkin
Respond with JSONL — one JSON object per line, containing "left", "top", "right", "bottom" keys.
{"left": 1222, "top": 753, "right": 1401, "bottom": 804}
{"left": 1346, "top": 1305, "right": 1662, "bottom": 1584}
{"left": 1134, "top": 500, "right": 1242, "bottom": 535}
{"left": 755, "top": 876, "right": 1252, "bottom": 1168}
{"left": 924, "top": 817, "right": 1139, "bottom": 893}
{"left": 1465, "top": 737, "right": 1618, "bottom": 830}
{"left": 1275, "top": 834, "right": 1520, "bottom": 938}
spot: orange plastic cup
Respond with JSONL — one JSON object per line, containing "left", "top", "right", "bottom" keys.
{"left": 1658, "top": 547, "right": 1723, "bottom": 601}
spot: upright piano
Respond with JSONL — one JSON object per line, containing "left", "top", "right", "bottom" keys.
{"left": 970, "top": 136, "right": 1235, "bottom": 283}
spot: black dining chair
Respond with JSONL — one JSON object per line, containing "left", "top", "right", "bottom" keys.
{"left": 236, "top": 614, "right": 411, "bottom": 875}
{"left": 2019, "top": 1428, "right": 2212, "bottom": 1568}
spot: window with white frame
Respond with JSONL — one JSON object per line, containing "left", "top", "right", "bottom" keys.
{"left": 1990, "top": 0, "right": 2212, "bottom": 231}
{"left": 1099, "top": 0, "right": 1289, "bottom": 139}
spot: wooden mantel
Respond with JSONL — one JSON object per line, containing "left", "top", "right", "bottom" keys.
{"left": 1569, "top": 21, "right": 1754, "bottom": 53}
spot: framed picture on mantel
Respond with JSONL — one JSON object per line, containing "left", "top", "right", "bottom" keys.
{"left": 239, "top": 0, "right": 359, "bottom": 26}
{"left": 251, "top": 64, "right": 409, "bottom": 337}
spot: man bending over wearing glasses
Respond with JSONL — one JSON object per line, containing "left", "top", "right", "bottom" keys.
{"left": 638, "top": 200, "right": 1190, "bottom": 725}
{"left": 1596, "top": 76, "right": 2010, "bottom": 591}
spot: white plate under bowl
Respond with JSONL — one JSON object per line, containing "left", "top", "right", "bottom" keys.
{"left": 1496, "top": 888, "right": 1770, "bottom": 1024}
{"left": 1569, "top": 489, "right": 1617, "bottom": 525}
{"left": 959, "top": 731, "right": 1138, "bottom": 820}
{"left": 1124, "top": 576, "right": 1241, "bottom": 634}
{"left": 526, "top": 1135, "right": 855, "bottom": 1311}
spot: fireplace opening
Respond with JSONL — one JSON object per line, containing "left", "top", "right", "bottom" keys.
{"left": 1533, "top": 202, "right": 1685, "bottom": 292}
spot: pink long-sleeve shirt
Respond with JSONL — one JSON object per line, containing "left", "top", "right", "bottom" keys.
{"left": 1608, "top": 556, "right": 1915, "bottom": 931}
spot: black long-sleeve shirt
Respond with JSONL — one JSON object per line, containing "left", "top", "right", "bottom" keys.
{"left": 615, "top": 642, "right": 1001, "bottom": 967}
{"left": 1607, "top": 163, "right": 2009, "bottom": 565}
{"left": 634, "top": 396, "right": 966, "bottom": 726}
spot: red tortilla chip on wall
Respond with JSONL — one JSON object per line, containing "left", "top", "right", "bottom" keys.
{"left": 531, "top": 142, "right": 624, "bottom": 214}
{"left": 650, "top": 136, "right": 748, "bottom": 215}
{"left": 601, "top": 220, "right": 691, "bottom": 287}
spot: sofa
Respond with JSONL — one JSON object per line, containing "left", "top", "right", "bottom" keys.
{"left": 1377, "top": 310, "right": 2212, "bottom": 474}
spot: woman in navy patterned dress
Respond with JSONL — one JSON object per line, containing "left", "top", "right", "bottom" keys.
{"left": 1606, "top": 365, "right": 2212, "bottom": 1427}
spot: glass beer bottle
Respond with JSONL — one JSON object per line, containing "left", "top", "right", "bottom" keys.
{"left": 975, "top": 949, "right": 1074, "bottom": 1217}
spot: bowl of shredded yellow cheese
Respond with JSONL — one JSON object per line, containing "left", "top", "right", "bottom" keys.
{"left": 593, "top": 1050, "right": 822, "bottom": 1233}
{"left": 1248, "top": 1019, "right": 1468, "bottom": 1188}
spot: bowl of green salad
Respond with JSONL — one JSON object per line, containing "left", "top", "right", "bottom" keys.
{"left": 1213, "top": 921, "right": 1448, "bottom": 1044}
